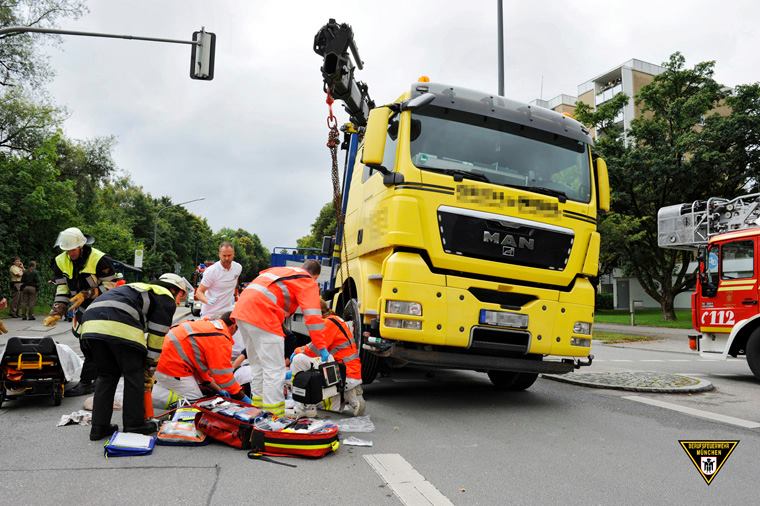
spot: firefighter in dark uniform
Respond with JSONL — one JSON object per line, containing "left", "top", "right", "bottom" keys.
{"left": 47, "top": 227, "right": 116, "bottom": 396}
{"left": 80, "top": 273, "right": 187, "bottom": 440}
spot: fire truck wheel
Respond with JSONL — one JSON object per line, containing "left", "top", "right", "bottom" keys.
{"left": 746, "top": 328, "right": 760, "bottom": 380}
{"left": 343, "top": 298, "right": 380, "bottom": 385}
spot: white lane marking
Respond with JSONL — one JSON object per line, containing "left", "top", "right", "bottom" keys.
{"left": 624, "top": 396, "right": 760, "bottom": 429}
{"left": 668, "top": 359, "right": 690, "bottom": 362}
{"left": 640, "top": 359, "right": 664, "bottom": 362}
{"left": 364, "top": 454, "right": 453, "bottom": 506}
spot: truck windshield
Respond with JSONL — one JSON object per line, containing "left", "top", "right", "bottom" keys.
{"left": 410, "top": 107, "right": 591, "bottom": 203}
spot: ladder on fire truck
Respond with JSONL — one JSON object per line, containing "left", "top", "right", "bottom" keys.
{"left": 658, "top": 193, "right": 760, "bottom": 250}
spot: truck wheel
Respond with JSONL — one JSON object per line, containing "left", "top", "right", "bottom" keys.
{"left": 487, "top": 370, "right": 519, "bottom": 389}
{"left": 509, "top": 373, "right": 539, "bottom": 391}
{"left": 343, "top": 298, "right": 380, "bottom": 385}
{"left": 746, "top": 328, "right": 760, "bottom": 380}
{"left": 487, "top": 371, "right": 539, "bottom": 391}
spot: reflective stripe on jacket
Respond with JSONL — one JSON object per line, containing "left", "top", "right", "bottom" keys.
{"left": 156, "top": 320, "right": 241, "bottom": 395}
{"left": 80, "top": 282, "right": 176, "bottom": 358}
{"left": 295, "top": 315, "right": 361, "bottom": 380}
{"left": 232, "top": 267, "right": 328, "bottom": 348}
{"left": 52, "top": 247, "right": 116, "bottom": 305}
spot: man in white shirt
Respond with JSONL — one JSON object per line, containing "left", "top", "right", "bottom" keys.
{"left": 194, "top": 242, "right": 242, "bottom": 319}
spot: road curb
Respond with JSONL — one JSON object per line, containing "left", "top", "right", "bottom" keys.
{"left": 542, "top": 371, "right": 714, "bottom": 393}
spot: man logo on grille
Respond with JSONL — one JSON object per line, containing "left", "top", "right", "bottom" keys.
{"left": 483, "top": 231, "right": 534, "bottom": 251}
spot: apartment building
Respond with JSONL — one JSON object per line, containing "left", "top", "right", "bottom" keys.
{"left": 531, "top": 58, "right": 665, "bottom": 137}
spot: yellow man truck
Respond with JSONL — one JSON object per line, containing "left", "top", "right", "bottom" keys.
{"left": 314, "top": 19, "right": 610, "bottom": 389}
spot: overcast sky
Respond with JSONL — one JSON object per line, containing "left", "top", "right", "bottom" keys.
{"left": 41, "top": 0, "right": 760, "bottom": 250}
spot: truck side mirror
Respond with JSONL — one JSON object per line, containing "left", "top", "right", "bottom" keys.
{"left": 321, "top": 236, "right": 334, "bottom": 256}
{"left": 361, "top": 107, "right": 392, "bottom": 166}
{"left": 596, "top": 157, "right": 610, "bottom": 212}
{"left": 190, "top": 29, "right": 216, "bottom": 80}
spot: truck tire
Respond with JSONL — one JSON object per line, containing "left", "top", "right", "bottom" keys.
{"left": 509, "top": 372, "right": 539, "bottom": 391}
{"left": 746, "top": 328, "right": 760, "bottom": 380}
{"left": 487, "top": 370, "right": 519, "bottom": 389}
{"left": 487, "top": 371, "right": 539, "bottom": 391}
{"left": 343, "top": 298, "right": 380, "bottom": 385}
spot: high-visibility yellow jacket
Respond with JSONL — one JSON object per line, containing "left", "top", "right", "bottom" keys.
{"left": 80, "top": 282, "right": 177, "bottom": 359}
{"left": 51, "top": 246, "right": 115, "bottom": 306}
{"left": 157, "top": 320, "right": 241, "bottom": 395}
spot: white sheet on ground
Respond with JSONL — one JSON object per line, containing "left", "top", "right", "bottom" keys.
{"left": 55, "top": 343, "right": 83, "bottom": 383}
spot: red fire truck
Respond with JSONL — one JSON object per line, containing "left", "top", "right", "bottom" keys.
{"left": 658, "top": 193, "right": 760, "bottom": 379}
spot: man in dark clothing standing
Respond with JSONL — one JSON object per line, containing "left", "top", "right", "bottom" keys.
{"left": 19, "top": 261, "right": 40, "bottom": 320}
{"left": 80, "top": 273, "right": 187, "bottom": 440}
{"left": 46, "top": 227, "right": 116, "bottom": 396}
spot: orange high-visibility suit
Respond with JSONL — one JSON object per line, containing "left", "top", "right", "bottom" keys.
{"left": 153, "top": 319, "right": 242, "bottom": 407}
{"left": 232, "top": 266, "right": 327, "bottom": 416}
{"left": 294, "top": 315, "right": 361, "bottom": 381}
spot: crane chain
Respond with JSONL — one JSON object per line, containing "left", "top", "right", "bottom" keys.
{"left": 326, "top": 93, "right": 349, "bottom": 294}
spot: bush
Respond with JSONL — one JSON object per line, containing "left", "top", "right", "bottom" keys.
{"left": 595, "top": 292, "right": 614, "bottom": 310}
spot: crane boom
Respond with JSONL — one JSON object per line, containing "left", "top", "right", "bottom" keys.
{"left": 313, "top": 18, "right": 374, "bottom": 126}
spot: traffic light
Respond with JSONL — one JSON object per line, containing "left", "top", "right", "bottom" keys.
{"left": 190, "top": 28, "right": 216, "bottom": 80}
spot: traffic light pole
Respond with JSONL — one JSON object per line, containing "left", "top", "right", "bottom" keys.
{"left": 0, "top": 25, "right": 215, "bottom": 80}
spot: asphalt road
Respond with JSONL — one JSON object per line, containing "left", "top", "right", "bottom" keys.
{"left": 1, "top": 319, "right": 757, "bottom": 505}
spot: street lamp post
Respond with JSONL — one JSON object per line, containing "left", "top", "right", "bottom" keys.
{"left": 152, "top": 197, "right": 205, "bottom": 253}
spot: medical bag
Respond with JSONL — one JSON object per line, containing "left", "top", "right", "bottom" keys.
{"left": 291, "top": 361, "right": 343, "bottom": 404}
{"left": 192, "top": 397, "right": 339, "bottom": 458}
{"left": 193, "top": 397, "right": 261, "bottom": 449}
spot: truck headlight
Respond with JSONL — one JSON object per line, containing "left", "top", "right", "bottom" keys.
{"left": 573, "top": 321, "right": 592, "bottom": 335}
{"left": 479, "top": 310, "right": 528, "bottom": 329}
{"left": 385, "top": 318, "right": 422, "bottom": 330}
{"left": 386, "top": 300, "right": 422, "bottom": 316}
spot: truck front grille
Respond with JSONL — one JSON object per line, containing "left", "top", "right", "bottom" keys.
{"left": 438, "top": 206, "right": 574, "bottom": 270}
{"left": 467, "top": 288, "right": 536, "bottom": 309}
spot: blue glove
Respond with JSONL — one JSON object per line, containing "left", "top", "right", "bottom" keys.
{"left": 289, "top": 352, "right": 295, "bottom": 363}
{"left": 284, "top": 370, "right": 292, "bottom": 381}
{"left": 218, "top": 389, "right": 231, "bottom": 398}
{"left": 240, "top": 395, "right": 253, "bottom": 405}
{"left": 319, "top": 348, "right": 330, "bottom": 362}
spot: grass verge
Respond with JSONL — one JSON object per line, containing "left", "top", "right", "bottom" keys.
{"left": 594, "top": 308, "right": 692, "bottom": 329}
{"left": 593, "top": 330, "right": 659, "bottom": 344}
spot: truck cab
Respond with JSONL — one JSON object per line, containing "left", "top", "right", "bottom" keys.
{"left": 331, "top": 82, "right": 610, "bottom": 388}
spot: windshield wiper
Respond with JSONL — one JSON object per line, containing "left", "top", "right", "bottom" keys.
{"left": 431, "top": 168, "right": 491, "bottom": 183}
{"left": 529, "top": 186, "right": 567, "bottom": 203}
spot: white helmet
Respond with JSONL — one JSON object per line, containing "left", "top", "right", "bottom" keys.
{"left": 55, "top": 227, "right": 90, "bottom": 251}
{"left": 159, "top": 273, "right": 188, "bottom": 293}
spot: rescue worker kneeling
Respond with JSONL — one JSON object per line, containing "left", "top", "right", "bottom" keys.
{"left": 290, "top": 301, "right": 365, "bottom": 417}
{"left": 152, "top": 312, "right": 253, "bottom": 408}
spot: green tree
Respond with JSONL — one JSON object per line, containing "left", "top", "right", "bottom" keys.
{"left": 575, "top": 53, "right": 760, "bottom": 320}
{"left": 297, "top": 202, "right": 337, "bottom": 249}
{"left": 0, "top": 0, "right": 86, "bottom": 88}
{"left": 0, "top": 134, "right": 80, "bottom": 292}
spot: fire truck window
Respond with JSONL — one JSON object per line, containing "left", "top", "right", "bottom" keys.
{"left": 721, "top": 240, "right": 754, "bottom": 279}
